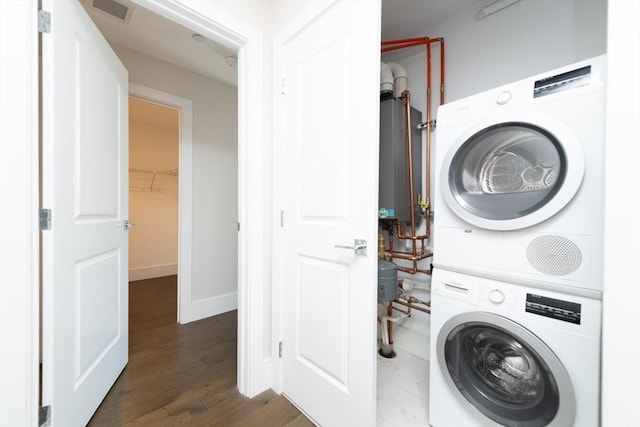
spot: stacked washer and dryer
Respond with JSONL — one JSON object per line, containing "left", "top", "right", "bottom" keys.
{"left": 429, "top": 55, "right": 606, "bottom": 427}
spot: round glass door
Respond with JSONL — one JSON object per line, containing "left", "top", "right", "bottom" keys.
{"left": 437, "top": 312, "right": 575, "bottom": 427}
{"left": 440, "top": 119, "right": 584, "bottom": 230}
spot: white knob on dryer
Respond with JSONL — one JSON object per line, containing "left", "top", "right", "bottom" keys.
{"left": 489, "top": 289, "right": 506, "bottom": 304}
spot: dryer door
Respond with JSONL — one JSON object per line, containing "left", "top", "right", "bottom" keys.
{"left": 440, "top": 116, "right": 584, "bottom": 230}
{"left": 436, "top": 312, "right": 575, "bottom": 427}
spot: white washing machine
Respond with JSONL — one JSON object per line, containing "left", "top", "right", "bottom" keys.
{"left": 429, "top": 268, "right": 601, "bottom": 427}
{"left": 433, "top": 55, "right": 606, "bottom": 297}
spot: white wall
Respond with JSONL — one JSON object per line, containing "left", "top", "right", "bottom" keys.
{"left": 113, "top": 43, "right": 239, "bottom": 301}
{"left": 602, "top": 1, "right": 640, "bottom": 425}
{"left": 380, "top": 0, "right": 607, "bottom": 351}
{"left": 129, "top": 108, "right": 179, "bottom": 281}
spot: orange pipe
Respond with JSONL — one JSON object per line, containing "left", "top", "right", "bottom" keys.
{"left": 404, "top": 91, "right": 418, "bottom": 261}
{"left": 439, "top": 38, "right": 446, "bottom": 105}
{"left": 382, "top": 37, "right": 443, "bottom": 46}
{"left": 425, "top": 41, "right": 432, "bottom": 240}
{"left": 381, "top": 36, "right": 428, "bottom": 45}
{"left": 382, "top": 41, "right": 427, "bottom": 52}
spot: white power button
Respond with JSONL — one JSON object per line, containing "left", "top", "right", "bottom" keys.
{"left": 489, "top": 289, "right": 506, "bottom": 304}
{"left": 496, "top": 91, "right": 512, "bottom": 105}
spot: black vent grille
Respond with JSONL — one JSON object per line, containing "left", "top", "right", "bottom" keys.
{"left": 92, "top": 0, "right": 128, "bottom": 21}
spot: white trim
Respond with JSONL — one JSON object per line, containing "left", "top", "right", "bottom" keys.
{"left": 128, "top": 263, "right": 179, "bottom": 282}
{"left": 128, "top": 83, "right": 194, "bottom": 324}
{"left": 178, "top": 292, "right": 238, "bottom": 324}
{"left": 132, "top": 0, "right": 269, "bottom": 397}
{"left": 0, "top": 1, "right": 39, "bottom": 425}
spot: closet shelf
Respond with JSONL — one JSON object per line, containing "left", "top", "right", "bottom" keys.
{"left": 129, "top": 168, "right": 179, "bottom": 176}
{"left": 129, "top": 168, "right": 178, "bottom": 195}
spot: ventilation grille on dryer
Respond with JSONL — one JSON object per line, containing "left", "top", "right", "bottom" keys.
{"left": 526, "top": 235, "right": 582, "bottom": 276}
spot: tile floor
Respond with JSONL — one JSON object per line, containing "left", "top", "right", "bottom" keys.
{"left": 377, "top": 347, "right": 430, "bottom": 427}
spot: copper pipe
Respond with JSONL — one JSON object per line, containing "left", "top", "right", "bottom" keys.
{"left": 388, "top": 248, "right": 432, "bottom": 258}
{"left": 439, "top": 38, "right": 446, "bottom": 105}
{"left": 425, "top": 78, "right": 432, "bottom": 238}
{"left": 385, "top": 250, "right": 431, "bottom": 262}
{"left": 407, "top": 295, "right": 431, "bottom": 307}
{"left": 392, "top": 299, "right": 431, "bottom": 315}
{"left": 390, "top": 303, "right": 411, "bottom": 316}
{"left": 387, "top": 303, "right": 394, "bottom": 344}
{"left": 404, "top": 91, "right": 418, "bottom": 269}
{"left": 394, "top": 222, "right": 427, "bottom": 247}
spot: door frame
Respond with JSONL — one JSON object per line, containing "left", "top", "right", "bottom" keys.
{"left": 0, "top": 2, "right": 269, "bottom": 424}
{"left": 131, "top": 0, "right": 270, "bottom": 396}
{"left": 0, "top": 2, "right": 39, "bottom": 426}
{"left": 128, "top": 84, "right": 194, "bottom": 324}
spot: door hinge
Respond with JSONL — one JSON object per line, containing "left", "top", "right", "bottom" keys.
{"left": 39, "top": 209, "right": 51, "bottom": 231}
{"left": 237, "top": 222, "right": 240, "bottom": 232}
{"left": 281, "top": 78, "right": 286, "bottom": 95}
{"left": 280, "top": 210, "right": 284, "bottom": 227}
{"left": 38, "top": 10, "right": 51, "bottom": 33}
{"left": 39, "top": 405, "right": 51, "bottom": 427}
{"left": 278, "top": 341, "right": 283, "bottom": 358}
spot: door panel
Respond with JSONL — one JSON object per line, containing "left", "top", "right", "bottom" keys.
{"left": 76, "top": 46, "right": 123, "bottom": 217}
{"left": 41, "top": 1, "right": 128, "bottom": 425}
{"left": 279, "top": 1, "right": 381, "bottom": 425}
{"left": 297, "top": 256, "right": 349, "bottom": 386}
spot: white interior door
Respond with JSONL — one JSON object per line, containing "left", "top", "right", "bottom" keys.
{"left": 279, "top": 1, "right": 381, "bottom": 425}
{"left": 41, "top": 1, "right": 129, "bottom": 425}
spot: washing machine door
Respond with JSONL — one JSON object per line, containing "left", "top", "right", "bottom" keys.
{"left": 437, "top": 312, "right": 575, "bottom": 427}
{"left": 440, "top": 114, "right": 584, "bottom": 230}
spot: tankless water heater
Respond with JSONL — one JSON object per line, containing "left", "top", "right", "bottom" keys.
{"left": 379, "top": 97, "right": 423, "bottom": 222}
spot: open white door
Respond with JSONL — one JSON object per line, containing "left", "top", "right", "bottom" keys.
{"left": 279, "top": 1, "right": 381, "bottom": 425}
{"left": 41, "top": 1, "right": 128, "bottom": 425}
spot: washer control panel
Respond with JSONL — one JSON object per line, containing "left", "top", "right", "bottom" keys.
{"left": 533, "top": 64, "right": 591, "bottom": 98}
{"left": 526, "top": 293, "right": 582, "bottom": 324}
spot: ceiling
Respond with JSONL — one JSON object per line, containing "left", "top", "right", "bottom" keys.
{"left": 80, "top": 0, "right": 238, "bottom": 86}
{"left": 381, "top": 0, "right": 478, "bottom": 41}
{"left": 81, "top": 0, "right": 479, "bottom": 87}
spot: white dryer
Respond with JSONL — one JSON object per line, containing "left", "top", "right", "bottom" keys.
{"left": 433, "top": 55, "right": 606, "bottom": 297}
{"left": 429, "top": 268, "right": 601, "bottom": 427}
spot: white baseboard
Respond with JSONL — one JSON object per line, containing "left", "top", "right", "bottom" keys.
{"left": 129, "top": 263, "right": 177, "bottom": 282}
{"left": 179, "top": 291, "right": 237, "bottom": 324}
{"left": 390, "top": 324, "right": 430, "bottom": 361}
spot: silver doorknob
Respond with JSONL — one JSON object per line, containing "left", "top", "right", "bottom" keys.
{"left": 334, "top": 239, "right": 367, "bottom": 256}
{"left": 123, "top": 220, "right": 136, "bottom": 230}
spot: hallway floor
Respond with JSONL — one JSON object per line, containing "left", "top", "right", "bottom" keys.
{"left": 88, "top": 276, "right": 312, "bottom": 427}
{"left": 377, "top": 347, "right": 430, "bottom": 427}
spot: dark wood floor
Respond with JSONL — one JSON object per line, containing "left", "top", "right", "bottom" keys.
{"left": 88, "top": 276, "right": 313, "bottom": 427}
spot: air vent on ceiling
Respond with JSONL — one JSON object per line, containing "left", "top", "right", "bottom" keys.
{"left": 92, "top": 0, "right": 132, "bottom": 22}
